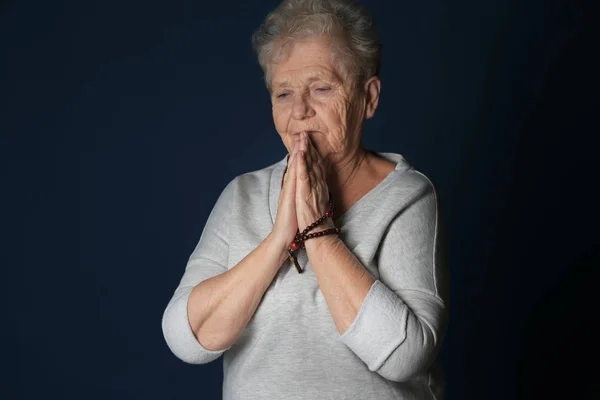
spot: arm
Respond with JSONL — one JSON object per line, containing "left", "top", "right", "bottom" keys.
{"left": 187, "top": 233, "right": 289, "bottom": 351}
{"left": 162, "top": 149, "right": 301, "bottom": 364}
{"left": 306, "top": 180, "right": 448, "bottom": 382}
{"left": 161, "top": 179, "right": 290, "bottom": 364}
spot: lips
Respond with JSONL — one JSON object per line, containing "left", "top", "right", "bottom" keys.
{"left": 293, "top": 130, "right": 317, "bottom": 136}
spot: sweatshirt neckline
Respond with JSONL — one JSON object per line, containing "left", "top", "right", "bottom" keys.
{"left": 268, "top": 152, "right": 411, "bottom": 227}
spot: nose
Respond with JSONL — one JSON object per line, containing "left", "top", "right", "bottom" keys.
{"left": 291, "top": 93, "right": 315, "bottom": 120}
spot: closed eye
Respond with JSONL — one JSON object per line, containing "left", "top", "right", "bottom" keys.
{"left": 316, "top": 87, "right": 330, "bottom": 92}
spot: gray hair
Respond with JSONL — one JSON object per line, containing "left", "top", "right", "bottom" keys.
{"left": 251, "top": 0, "right": 381, "bottom": 91}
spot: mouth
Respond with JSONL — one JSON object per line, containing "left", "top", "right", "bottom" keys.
{"left": 293, "top": 130, "right": 317, "bottom": 136}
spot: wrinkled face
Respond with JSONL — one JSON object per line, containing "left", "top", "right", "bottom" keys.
{"left": 270, "top": 36, "right": 366, "bottom": 163}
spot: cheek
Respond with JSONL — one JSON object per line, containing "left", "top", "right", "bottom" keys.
{"left": 272, "top": 107, "right": 287, "bottom": 133}
{"left": 272, "top": 107, "right": 294, "bottom": 151}
{"left": 312, "top": 136, "right": 330, "bottom": 158}
{"left": 321, "top": 101, "right": 348, "bottom": 137}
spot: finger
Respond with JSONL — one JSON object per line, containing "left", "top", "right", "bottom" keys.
{"left": 288, "top": 149, "right": 299, "bottom": 182}
{"left": 283, "top": 151, "right": 293, "bottom": 185}
{"left": 301, "top": 142, "right": 311, "bottom": 172}
{"left": 305, "top": 137, "right": 325, "bottom": 182}
{"left": 298, "top": 133, "right": 308, "bottom": 153}
{"left": 308, "top": 152, "right": 323, "bottom": 185}
{"left": 283, "top": 148, "right": 298, "bottom": 190}
{"left": 296, "top": 150, "right": 310, "bottom": 193}
{"left": 301, "top": 133, "right": 314, "bottom": 169}
{"left": 298, "top": 136, "right": 320, "bottom": 192}
{"left": 295, "top": 152, "right": 312, "bottom": 224}
{"left": 290, "top": 136, "right": 303, "bottom": 167}
{"left": 305, "top": 134, "right": 320, "bottom": 160}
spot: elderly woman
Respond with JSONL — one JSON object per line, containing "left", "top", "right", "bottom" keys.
{"left": 162, "top": 0, "right": 449, "bottom": 399}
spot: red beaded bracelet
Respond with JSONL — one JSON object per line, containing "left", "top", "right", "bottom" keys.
{"left": 287, "top": 192, "right": 341, "bottom": 273}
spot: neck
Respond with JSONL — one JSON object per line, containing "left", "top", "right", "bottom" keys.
{"left": 324, "top": 145, "right": 370, "bottom": 211}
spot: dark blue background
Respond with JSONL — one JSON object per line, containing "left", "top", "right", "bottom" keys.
{"left": 3, "top": 0, "right": 596, "bottom": 399}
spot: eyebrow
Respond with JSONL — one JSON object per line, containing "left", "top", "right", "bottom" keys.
{"left": 272, "top": 74, "right": 339, "bottom": 89}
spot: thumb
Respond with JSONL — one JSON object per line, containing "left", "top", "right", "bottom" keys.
{"left": 295, "top": 150, "right": 310, "bottom": 200}
{"left": 282, "top": 150, "right": 298, "bottom": 197}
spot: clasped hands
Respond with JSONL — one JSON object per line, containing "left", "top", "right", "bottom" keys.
{"left": 274, "top": 132, "right": 336, "bottom": 250}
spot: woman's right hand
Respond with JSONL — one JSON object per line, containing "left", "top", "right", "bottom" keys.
{"left": 271, "top": 142, "right": 299, "bottom": 256}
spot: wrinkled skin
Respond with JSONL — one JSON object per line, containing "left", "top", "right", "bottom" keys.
{"left": 269, "top": 36, "right": 383, "bottom": 232}
{"left": 270, "top": 37, "right": 376, "bottom": 167}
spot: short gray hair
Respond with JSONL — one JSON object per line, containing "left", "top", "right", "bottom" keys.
{"left": 252, "top": 0, "right": 381, "bottom": 90}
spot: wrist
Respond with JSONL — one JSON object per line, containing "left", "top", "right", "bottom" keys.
{"left": 303, "top": 230, "right": 341, "bottom": 253}
{"left": 266, "top": 232, "right": 292, "bottom": 265}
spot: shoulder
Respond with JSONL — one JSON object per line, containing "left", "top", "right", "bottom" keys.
{"left": 377, "top": 152, "right": 439, "bottom": 208}
{"left": 218, "top": 155, "right": 286, "bottom": 201}
{"left": 236, "top": 157, "right": 285, "bottom": 186}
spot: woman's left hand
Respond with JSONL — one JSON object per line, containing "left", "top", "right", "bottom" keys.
{"left": 295, "top": 132, "right": 333, "bottom": 231}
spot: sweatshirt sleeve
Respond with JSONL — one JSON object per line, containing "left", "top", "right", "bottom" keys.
{"left": 161, "top": 178, "right": 236, "bottom": 364}
{"left": 340, "top": 175, "right": 449, "bottom": 382}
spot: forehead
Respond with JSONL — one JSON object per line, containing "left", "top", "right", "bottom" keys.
{"left": 270, "top": 37, "right": 343, "bottom": 88}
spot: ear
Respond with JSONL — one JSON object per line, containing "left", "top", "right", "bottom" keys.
{"left": 363, "top": 76, "right": 381, "bottom": 119}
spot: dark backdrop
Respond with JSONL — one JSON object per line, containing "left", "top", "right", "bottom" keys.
{"left": 2, "top": 0, "right": 597, "bottom": 399}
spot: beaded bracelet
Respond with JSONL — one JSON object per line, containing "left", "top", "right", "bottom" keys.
{"left": 281, "top": 159, "right": 341, "bottom": 273}
{"left": 287, "top": 193, "right": 341, "bottom": 273}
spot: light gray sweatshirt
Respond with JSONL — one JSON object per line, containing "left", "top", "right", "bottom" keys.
{"left": 162, "top": 152, "right": 449, "bottom": 400}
